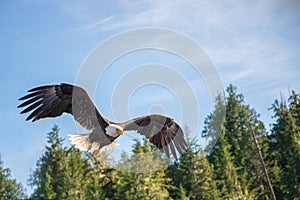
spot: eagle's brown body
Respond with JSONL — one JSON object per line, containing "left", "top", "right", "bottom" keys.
{"left": 18, "top": 83, "right": 187, "bottom": 159}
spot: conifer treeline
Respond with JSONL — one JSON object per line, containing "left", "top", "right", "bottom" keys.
{"left": 0, "top": 85, "right": 299, "bottom": 199}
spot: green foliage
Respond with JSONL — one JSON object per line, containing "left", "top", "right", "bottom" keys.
{"left": 29, "top": 126, "right": 68, "bottom": 199}
{"left": 205, "top": 85, "right": 268, "bottom": 199}
{"left": 267, "top": 91, "right": 300, "bottom": 199}
{"left": 202, "top": 94, "right": 226, "bottom": 152}
{"left": 114, "top": 140, "right": 171, "bottom": 200}
{"left": 167, "top": 139, "right": 220, "bottom": 199}
{"left": 28, "top": 125, "right": 103, "bottom": 199}
{"left": 88, "top": 153, "right": 117, "bottom": 199}
{"left": 0, "top": 156, "right": 26, "bottom": 199}
{"left": 4, "top": 84, "right": 298, "bottom": 199}
{"left": 211, "top": 130, "right": 253, "bottom": 199}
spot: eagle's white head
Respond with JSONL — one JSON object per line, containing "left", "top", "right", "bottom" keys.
{"left": 105, "top": 124, "right": 124, "bottom": 137}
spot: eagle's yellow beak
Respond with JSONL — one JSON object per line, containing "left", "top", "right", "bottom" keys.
{"left": 117, "top": 129, "right": 124, "bottom": 135}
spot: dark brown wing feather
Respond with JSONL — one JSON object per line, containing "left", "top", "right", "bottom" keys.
{"left": 18, "top": 83, "right": 110, "bottom": 131}
{"left": 120, "top": 114, "right": 187, "bottom": 159}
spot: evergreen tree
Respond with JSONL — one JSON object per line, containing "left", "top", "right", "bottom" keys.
{"left": 211, "top": 130, "right": 253, "bottom": 199}
{"left": 204, "top": 85, "right": 268, "bottom": 199}
{"left": 0, "top": 156, "right": 26, "bottom": 199}
{"left": 222, "top": 85, "right": 267, "bottom": 194}
{"left": 29, "top": 126, "right": 103, "bottom": 199}
{"left": 29, "top": 125, "right": 69, "bottom": 199}
{"left": 167, "top": 139, "right": 220, "bottom": 200}
{"left": 65, "top": 148, "right": 104, "bottom": 199}
{"left": 115, "top": 140, "right": 171, "bottom": 200}
{"left": 202, "top": 94, "right": 226, "bottom": 153}
{"left": 268, "top": 91, "right": 300, "bottom": 199}
{"left": 88, "top": 152, "right": 116, "bottom": 199}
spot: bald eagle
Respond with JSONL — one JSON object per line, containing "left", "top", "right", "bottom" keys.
{"left": 18, "top": 83, "right": 187, "bottom": 159}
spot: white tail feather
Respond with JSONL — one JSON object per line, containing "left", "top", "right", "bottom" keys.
{"left": 68, "top": 134, "right": 91, "bottom": 152}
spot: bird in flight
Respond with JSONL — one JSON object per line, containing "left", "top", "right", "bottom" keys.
{"left": 18, "top": 83, "right": 187, "bottom": 159}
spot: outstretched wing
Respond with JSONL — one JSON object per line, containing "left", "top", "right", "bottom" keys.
{"left": 121, "top": 114, "right": 187, "bottom": 159}
{"left": 18, "top": 83, "right": 109, "bottom": 131}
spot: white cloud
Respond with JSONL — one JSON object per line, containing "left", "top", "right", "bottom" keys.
{"left": 57, "top": 1, "right": 298, "bottom": 72}
{"left": 52, "top": 0, "right": 300, "bottom": 119}
{"left": 71, "top": 15, "right": 115, "bottom": 31}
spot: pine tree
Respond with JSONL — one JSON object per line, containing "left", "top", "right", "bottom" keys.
{"left": 168, "top": 139, "right": 220, "bottom": 199}
{"left": 88, "top": 152, "right": 116, "bottom": 199}
{"left": 268, "top": 91, "right": 300, "bottom": 199}
{"left": 205, "top": 85, "right": 268, "bottom": 199}
{"left": 29, "top": 125, "right": 103, "bottom": 199}
{"left": 115, "top": 140, "right": 171, "bottom": 200}
{"left": 211, "top": 130, "right": 253, "bottom": 199}
{"left": 65, "top": 147, "right": 104, "bottom": 199}
{"left": 202, "top": 94, "right": 226, "bottom": 153}
{"left": 29, "top": 125, "right": 69, "bottom": 199}
{"left": 0, "top": 156, "right": 26, "bottom": 199}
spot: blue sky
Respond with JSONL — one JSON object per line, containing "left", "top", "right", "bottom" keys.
{"left": 0, "top": 0, "right": 299, "bottom": 195}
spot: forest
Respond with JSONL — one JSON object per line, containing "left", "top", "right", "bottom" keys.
{"left": 1, "top": 85, "right": 299, "bottom": 200}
